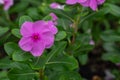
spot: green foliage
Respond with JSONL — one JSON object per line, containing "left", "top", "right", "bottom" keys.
{"left": 11, "top": 29, "right": 21, "bottom": 38}
{"left": 55, "top": 31, "right": 67, "bottom": 41}
{"left": 4, "top": 42, "right": 20, "bottom": 56}
{"left": 8, "top": 63, "right": 38, "bottom": 80}
{"left": 48, "top": 71, "right": 82, "bottom": 80}
{"left": 1, "top": 0, "right": 120, "bottom": 80}
{"left": 106, "top": 3, "right": 120, "bottom": 17}
{"left": 19, "top": 16, "right": 33, "bottom": 27}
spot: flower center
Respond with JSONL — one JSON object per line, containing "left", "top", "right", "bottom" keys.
{"left": 31, "top": 33, "right": 40, "bottom": 42}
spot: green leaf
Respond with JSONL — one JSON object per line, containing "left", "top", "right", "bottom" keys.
{"left": 103, "top": 42, "right": 119, "bottom": 52}
{"left": 78, "top": 53, "right": 88, "bottom": 65}
{"left": 106, "top": 3, "right": 120, "bottom": 17}
{"left": 55, "top": 31, "right": 67, "bottom": 41}
{"left": 0, "top": 57, "right": 12, "bottom": 69}
{"left": 11, "top": 28, "right": 21, "bottom": 38}
{"left": 4, "top": 42, "right": 21, "bottom": 56}
{"left": 45, "top": 41, "right": 67, "bottom": 64}
{"left": 30, "top": 55, "right": 47, "bottom": 70}
{"left": 75, "top": 45, "right": 94, "bottom": 54}
{"left": 0, "top": 27, "right": 10, "bottom": 45}
{"left": 0, "top": 71, "right": 9, "bottom": 80}
{"left": 12, "top": 50, "right": 32, "bottom": 61}
{"left": 47, "top": 54, "right": 78, "bottom": 71}
{"left": 101, "top": 30, "right": 120, "bottom": 42}
{"left": 43, "top": 15, "right": 52, "bottom": 21}
{"left": 4, "top": 42, "right": 32, "bottom": 61}
{"left": 19, "top": 15, "right": 33, "bottom": 27}
{"left": 0, "top": 27, "right": 9, "bottom": 36}
{"left": 57, "top": 18, "right": 71, "bottom": 30}
{"left": 49, "top": 9, "right": 73, "bottom": 22}
{"left": 49, "top": 71, "right": 82, "bottom": 80}
{"left": 30, "top": 42, "right": 67, "bottom": 70}
{"left": 102, "top": 53, "right": 120, "bottom": 63}
{"left": 59, "top": 71, "right": 82, "bottom": 80}
{"left": 112, "top": 69, "right": 120, "bottom": 79}
{"left": 10, "top": 2, "right": 29, "bottom": 13}
{"left": 8, "top": 63, "right": 37, "bottom": 80}
{"left": 27, "top": 8, "right": 40, "bottom": 20}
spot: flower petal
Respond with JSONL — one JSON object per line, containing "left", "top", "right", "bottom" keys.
{"left": 30, "top": 41, "right": 45, "bottom": 57}
{"left": 90, "top": 0, "right": 97, "bottom": 11}
{"left": 97, "top": 0, "right": 105, "bottom": 5}
{"left": 49, "top": 13, "right": 58, "bottom": 21}
{"left": 50, "top": 2, "right": 60, "bottom": 9}
{"left": 33, "top": 20, "right": 49, "bottom": 33}
{"left": 79, "top": 0, "right": 90, "bottom": 7}
{"left": 4, "top": 0, "right": 13, "bottom": 11}
{"left": 78, "top": 0, "right": 88, "bottom": 3}
{"left": 19, "top": 37, "right": 32, "bottom": 51}
{"left": 47, "top": 21, "right": 58, "bottom": 34}
{"left": 42, "top": 31, "right": 54, "bottom": 48}
{"left": 20, "top": 21, "right": 33, "bottom": 37}
{"left": 0, "top": 0, "right": 4, "bottom": 4}
{"left": 66, "top": 0, "right": 78, "bottom": 5}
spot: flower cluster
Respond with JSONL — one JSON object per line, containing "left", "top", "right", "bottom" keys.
{"left": 0, "top": 0, "right": 13, "bottom": 11}
{"left": 19, "top": 17, "right": 58, "bottom": 57}
{"left": 66, "top": 0, "right": 105, "bottom": 11}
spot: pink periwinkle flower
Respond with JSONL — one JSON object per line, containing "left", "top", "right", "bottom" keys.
{"left": 50, "top": 13, "right": 58, "bottom": 21}
{"left": 19, "top": 20, "right": 58, "bottom": 57}
{"left": 0, "top": 0, "right": 13, "bottom": 11}
{"left": 66, "top": 0, "right": 105, "bottom": 11}
{"left": 89, "top": 40, "right": 95, "bottom": 45}
{"left": 49, "top": 13, "right": 58, "bottom": 25}
{"left": 66, "top": 0, "right": 78, "bottom": 5}
{"left": 50, "top": 2, "right": 64, "bottom": 10}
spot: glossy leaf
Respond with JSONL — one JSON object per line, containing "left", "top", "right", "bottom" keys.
{"left": 55, "top": 31, "right": 67, "bottom": 41}
{"left": 4, "top": 42, "right": 21, "bottom": 56}
{"left": 11, "top": 29, "right": 21, "bottom": 38}
{"left": 8, "top": 63, "right": 37, "bottom": 80}
{"left": 19, "top": 15, "right": 33, "bottom": 27}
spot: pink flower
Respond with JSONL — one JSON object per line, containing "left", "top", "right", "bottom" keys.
{"left": 79, "top": 0, "right": 105, "bottom": 11}
{"left": 19, "top": 20, "right": 58, "bottom": 57}
{"left": 49, "top": 13, "right": 58, "bottom": 25}
{"left": 50, "top": 13, "right": 58, "bottom": 21}
{"left": 0, "top": 0, "right": 13, "bottom": 11}
{"left": 66, "top": 0, "right": 78, "bottom": 5}
{"left": 89, "top": 40, "right": 95, "bottom": 45}
{"left": 50, "top": 2, "right": 64, "bottom": 10}
{"left": 66, "top": 0, "right": 105, "bottom": 11}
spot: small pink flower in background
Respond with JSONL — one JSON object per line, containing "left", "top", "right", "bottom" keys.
{"left": 50, "top": 13, "right": 58, "bottom": 21}
{"left": 49, "top": 13, "right": 58, "bottom": 25}
{"left": 0, "top": 0, "right": 13, "bottom": 11}
{"left": 19, "top": 20, "right": 58, "bottom": 57}
{"left": 66, "top": 0, "right": 105, "bottom": 11}
{"left": 50, "top": 2, "right": 64, "bottom": 10}
{"left": 89, "top": 40, "right": 95, "bottom": 45}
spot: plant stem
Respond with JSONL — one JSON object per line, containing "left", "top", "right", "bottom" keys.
{"left": 39, "top": 69, "right": 45, "bottom": 80}
{"left": 4, "top": 11, "right": 15, "bottom": 29}
{"left": 71, "top": 7, "right": 84, "bottom": 44}
{"left": 71, "top": 22, "right": 77, "bottom": 44}
{"left": 4, "top": 11, "right": 11, "bottom": 21}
